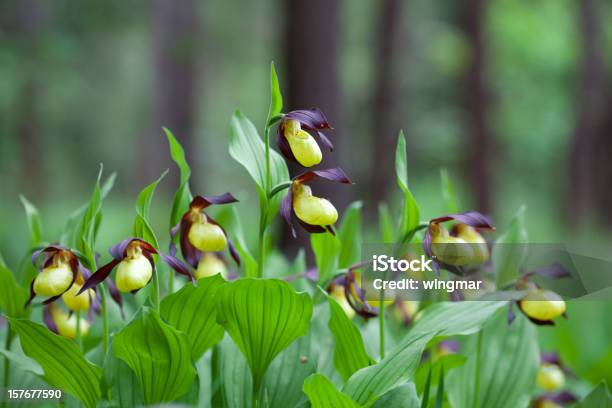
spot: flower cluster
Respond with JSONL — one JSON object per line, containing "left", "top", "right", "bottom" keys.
{"left": 277, "top": 109, "right": 352, "bottom": 236}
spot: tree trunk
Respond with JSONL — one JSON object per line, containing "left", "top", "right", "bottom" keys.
{"left": 462, "top": 0, "right": 493, "bottom": 213}
{"left": 569, "top": 0, "right": 606, "bottom": 226}
{"left": 367, "top": 0, "right": 405, "bottom": 217}
{"left": 147, "top": 0, "right": 199, "bottom": 186}
{"left": 282, "top": 0, "right": 341, "bottom": 257}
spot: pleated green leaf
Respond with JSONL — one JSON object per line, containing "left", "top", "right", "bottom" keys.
{"left": 267, "top": 62, "right": 283, "bottom": 123}
{"left": 214, "top": 336, "right": 253, "bottom": 408}
{"left": 0, "top": 262, "right": 29, "bottom": 317}
{"left": 395, "top": 131, "right": 420, "bottom": 238}
{"left": 133, "top": 170, "right": 167, "bottom": 247}
{"left": 493, "top": 206, "right": 528, "bottom": 288}
{"left": 372, "top": 383, "right": 420, "bottom": 408}
{"left": 165, "top": 127, "right": 193, "bottom": 229}
{"left": 577, "top": 383, "right": 612, "bottom": 408}
{"left": 311, "top": 232, "right": 341, "bottom": 286}
{"left": 8, "top": 319, "right": 102, "bottom": 408}
{"left": 102, "top": 350, "right": 143, "bottom": 408}
{"left": 112, "top": 307, "right": 196, "bottom": 404}
{"left": 19, "top": 195, "right": 42, "bottom": 248}
{"left": 342, "top": 301, "right": 506, "bottom": 406}
{"left": 338, "top": 201, "right": 363, "bottom": 269}
{"left": 161, "top": 275, "right": 226, "bottom": 360}
{"left": 229, "top": 111, "right": 289, "bottom": 221}
{"left": 263, "top": 331, "right": 315, "bottom": 407}
{"left": 327, "top": 295, "right": 374, "bottom": 381}
{"left": 304, "top": 374, "right": 362, "bottom": 408}
{"left": 447, "top": 313, "right": 539, "bottom": 408}
{"left": 216, "top": 278, "right": 313, "bottom": 394}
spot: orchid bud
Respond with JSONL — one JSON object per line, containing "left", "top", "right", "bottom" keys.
{"left": 115, "top": 243, "right": 153, "bottom": 293}
{"left": 188, "top": 216, "right": 227, "bottom": 252}
{"left": 536, "top": 364, "right": 565, "bottom": 391}
{"left": 330, "top": 285, "right": 355, "bottom": 320}
{"left": 292, "top": 183, "right": 338, "bottom": 226}
{"left": 283, "top": 119, "right": 322, "bottom": 167}
{"left": 519, "top": 289, "right": 566, "bottom": 321}
{"left": 33, "top": 262, "right": 74, "bottom": 297}
{"left": 51, "top": 307, "right": 90, "bottom": 339}
{"left": 454, "top": 223, "right": 489, "bottom": 263}
{"left": 195, "top": 253, "right": 227, "bottom": 280}
{"left": 430, "top": 223, "right": 474, "bottom": 266}
{"left": 62, "top": 283, "right": 95, "bottom": 311}
{"left": 393, "top": 300, "right": 419, "bottom": 325}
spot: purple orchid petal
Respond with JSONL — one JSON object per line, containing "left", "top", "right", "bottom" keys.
{"left": 169, "top": 221, "right": 180, "bottom": 257}
{"left": 109, "top": 238, "right": 135, "bottom": 260}
{"left": 541, "top": 352, "right": 562, "bottom": 366}
{"left": 43, "top": 305, "right": 58, "bottom": 334}
{"left": 25, "top": 280, "right": 36, "bottom": 308}
{"left": 316, "top": 131, "right": 334, "bottom": 152}
{"left": 430, "top": 211, "right": 494, "bottom": 229}
{"left": 297, "top": 218, "right": 327, "bottom": 234}
{"left": 227, "top": 239, "right": 241, "bottom": 267}
{"left": 284, "top": 108, "right": 331, "bottom": 131}
{"left": 160, "top": 253, "right": 194, "bottom": 282}
{"left": 79, "top": 259, "right": 121, "bottom": 293}
{"left": 281, "top": 188, "right": 296, "bottom": 238}
{"left": 190, "top": 193, "right": 238, "bottom": 209}
{"left": 507, "top": 303, "right": 516, "bottom": 325}
{"left": 296, "top": 167, "right": 352, "bottom": 185}
{"left": 438, "top": 339, "right": 460, "bottom": 354}
{"left": 179, "top": 218, "right": 201, "bottom": 268}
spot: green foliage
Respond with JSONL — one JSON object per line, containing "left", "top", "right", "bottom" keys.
{"left": 303, "top": 374, "right": 361, "bottom": 408}
{"left": 327, "top": 295, "right": 373, "bottom": 381}
{"left": 0, "top": 262, "right": 29, "bottom": 317}
{"left": 8, "top": 319, "right": 102, "bottom": 408}
{"left": 378, "top": 203, "right": 396, "bottom": 242}
{"left": 229, "top": 111, "right": 289, "bottom": 221}
{"left": 266, "top": 62, "right": 283, "bottom": 125}
{"left": 372, "top": 383, "right": 420, "bottom": 408}
{"left": 395, "top": 131, "right": 420, "bottom": 240}
{"left": 133, "top": 170, "right": 167, "bottom": 246}
{"left": 19, "top": 195, "right": 42, "bottom": 248}
{"left": 74, "top": 166, "right": 107, "bottom": 268}
{"left": 112, "top": 307, "right": 196, "bottom": 404}
{"left": 215, "top": 336, "right": 253, "bottom": 408}
{"left": 493, "top": 206, "right": 528, "bottom": 288}
{"left": 215, "top": 278, "right": 313, "bottom": 396}
{"left": 447, "top": 313, "right": 539, "bottom": 408}
{"left": 0, "top": 349, "right": 43, "bottom": 377}
{"left": 102, "top": 349, "right": 143, "bottom": 407}
{"left": 338, "top": 201, "right": 363, "bottom": 269}
{"left": 576, "top": 382, "right": 612, "bottom": 408}
{"left": 165, "top": 127, "right": 193, "bottom": 230}
{"left": 160, "top": 275, "right": 226, "bottom": 360}
{"left": 311, "top": 232, "right": 341, "bottom": 286}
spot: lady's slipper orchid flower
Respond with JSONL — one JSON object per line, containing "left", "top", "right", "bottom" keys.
{"left": 79, "top": 238, "right": 191, "bottom": 295}
{"left": 27, "top": 246, "right": 85, "bottom": 306}
{"left": 393, "top": 300, "right": 420, "bottom": 326}
{"left": 434, "top": 339, "right": 460, "bottom": 359}
{"left": 171, "top": 194, "right": 240, "bottom": 269}
{"left": 532, "top": 392, "right": 577, "bottom": 408}
{"left": 44, "top": 303, "right": 91, "bottom": 339}
{"left": 422, "top": 211, "right": 494, "bottom": 275}
{"left": 277, "top": 108, "right": 333, "bottom": 167}
{"left": 328, "top": 283, "right": 356, "bottom": 320}
{"left": 281, "top": 168, "right": 352, "bottom": 237}
{"left": 327, "top": 263, "right": 378, "bottom": 320}
{"left": 195, "top": 252, "right": 228, "bottom": 280}
{"left": 537, "top": 363, "right": 565, "bottom": 391}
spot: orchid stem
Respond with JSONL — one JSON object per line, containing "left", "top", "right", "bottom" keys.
{"left": 257, "top": 126, "right": 273, "bottom": 279}
{"left": 152, "top": 269, "right": 161, "bottom": 312}
{"left": 75, "top": 311, "right": 82, "bottom": 351}
{"left": 379, "top": 286, "right": 386, "bottom": 359}
{"left": 473, "top": 330, "right": 483, "bottom": 408}
{"left": 99, "top": 283, "right": 109, "bottom": 354}
{"left": 168, "top": 268, "right": 175, "bottom": 294}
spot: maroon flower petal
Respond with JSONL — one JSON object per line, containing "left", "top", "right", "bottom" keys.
{"left": 296, "top": 167, "right": 352, "bottom": 184}
{"left": 190, "top": 193, "right": 238, "bottom": 209}
{"left": 109, "top": 239, "right": 135, "bottom": 260}
{"left": 284, "top": 108, "right": 331, "bottom": 131}
{"left": 316, "top": 131, "right": 334, "bottom": 152}
{"left": 281, "top": 189, "right": 296, "bottom": 238}
{"left": 25, "top": 279, "right": 36, "bottom": 308}
{"left": 169, "top": 221, "right": 181, "bottom": 257}
{"left": 79, "top": 259, "right": 121, "bottom": 293}
{"left": 430, "top": 211, "right": 494, "bottom": 229}
{"left": 160, "top": 253, "right": 194, "bottom": 282}
{"left": 179, "top": 218, "right": 201, "bottom": 268}
{"left": 277, "top": 129, "right": 298, "bottom": 163}
{"left": 106, "top": 279, "right": 124, "bottom": 317}
{"left": 227, "top": 239, "right": 241, "bottom": 267}
{"left": 297, "top": 218, "right": 327, "bottom": 234}
{"left": 43, "top": 305, "right": 58, "bottom": 334}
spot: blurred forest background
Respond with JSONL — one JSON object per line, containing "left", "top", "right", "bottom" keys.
{"left": 1, "top": 0, "right": 612, "bottom": 262}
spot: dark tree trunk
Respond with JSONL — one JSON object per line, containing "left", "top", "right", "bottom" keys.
{"left": 569, "top": 0, "right": 606, "bottom": 226}
{"left": 147, "top": 0, "right": 199, "bottom": 186}
{"left": 367, "top": 0, "right": 405, "bottom": 217}
{"left": 282, "top": 0, "right": 341, "bottom": 257}
{"left": 462, "top": 0, "right": 493, "bottom": 213}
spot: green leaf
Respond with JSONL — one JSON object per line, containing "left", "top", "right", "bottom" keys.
{"left": 0, "top": 349, "right": 44, "bottom": 377}
{"left": 229, "top": 111, "right": 289, "bottom": 221}
{"left": 303, "top": 374, "right": 362, "bottom": 408}
{"left": 75, "top": 166, "right": 106, "bottom": 268}
{"left": 576, "top": 383, "right": 612, "bottom": 408}
{"left": 338, "top": 201, "right": 363, "bottom": 269}
{"left": 267, "top": 62, "right": 283, "bottom": 123}
{"left": 311, "top": 232, "right": 341, "bottom": 286}
{"left": 434, "top": 366, "right": 445, "bottom": 408}
{"left": 372, "top": 383, "right": 420, "bottom": 408}
{"left": 165, "top": 127, "right": 194, "bottom": 231}
{"left": 378, "top": 203, "right": 395, "bottom": 242}
{"left": 161, "top": 275, "right": 226, "bottom": 360}
{"left": 493, "top": 206, "right": 528, "bottom": 288}
{"left": 439, "top": 168, "right": 459, "bottom": 213}
{"left": 327, "top": 295, "right": 374, "bottom": 381}
{"left": 216, "top": 278, "right": 313, "bottom": 394}
{"left": 133, "top": 170, "right": 167, "bottom": 247}
{"left": 19, "top": 195, "right": 42, "bottom": 248}
{"left": 0, "top": 263, "right": 29, "bottom": 317}
{"left": 415, "top": 354, "right": 466, "bottom": 394}
{"left": 113, "top": 307, "right": 196, "bottom": 404}
{"left": 342, "top": 301, "right": 506, "bottom": 406}
{"left": 8, "top": 319, "right": 102, "bottom": 408}
{"left": 215, "top": 336, "right": 253, "bottom": 408}
{"left": 447, "top": 313, "right": 539, "bottom": 408}
{"left": 395, "top": 131, "right": 420, "bottom": 236}
{"left": 263, "top": 330, "right": 315, "bottom": 408}
{"left": 229, "top": 206, "right": 258, "bottom": 278}
{"left": 102, "top": 349, "right": 143, "bottom": 408}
